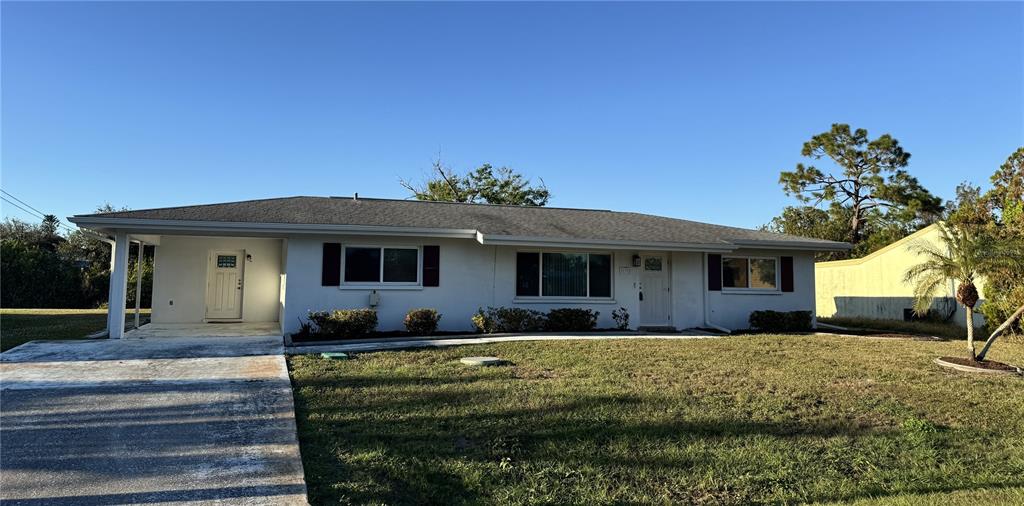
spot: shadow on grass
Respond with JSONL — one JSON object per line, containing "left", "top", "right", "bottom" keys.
{"left": 292, "top": 371, "right": 1018, "bottom": 505}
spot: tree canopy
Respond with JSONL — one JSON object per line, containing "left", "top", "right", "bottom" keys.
{"left": 1, "top": 204, "right": 153, "bottom": 309}
{"left": 947, "top": 147, "right": 1024, "bottom": 333}
{"left": 402, "top": 159, "right": 550, "bottom": 206}
{"left": 769, "top": 124, "right": 943, "bottom": 258}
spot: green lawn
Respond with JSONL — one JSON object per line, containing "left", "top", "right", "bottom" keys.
{"left": 0, "top": 308, "right": 150, "bottom": 351}
{"left": 288, "top": 335, "right": 1024, "bottom": 505}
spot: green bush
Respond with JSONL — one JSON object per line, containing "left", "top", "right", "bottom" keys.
{"left": 979, "top": 283, "right": 1024, "bottom": 336}
{"left": 471, "top": 307, "right": 546, "bottom": 333}
{"left": 612, "top": 307, "right": 630, "bottom": 330}
{"left": 404, "top": 308, "right": 441, "bottom": 335}
{"left": 471, "top": 309, "right": 493, "bottom": 334}
{"left": 307, "top": 309, "right": 378, "bottom": 338}
{"left": 748, "top": 310, "right": 813, "bottom": 332}
{"left": 545, "top": 308, "right": 599, "bottom": 332}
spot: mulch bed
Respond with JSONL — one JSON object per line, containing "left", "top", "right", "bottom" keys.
{"left": 938, "top": 356, "right": 1021, "bottom": 373}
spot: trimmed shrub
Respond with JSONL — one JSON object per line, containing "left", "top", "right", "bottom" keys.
{"left": 612, "top": 307, "right": 630, "bottom": 330}
{"left": 404, "top": 308, "right": 441, "bottom": 335}
{"left": 545, "top": 308, "right": 599, "bottom": 332}
{"left": 748, "top": 310, "right": 813, "bottom": 332}
{"left": 472, "top": 307, "right": 546, "bottom": 333}
{"left": 307, "top": 308, "right": 378, "bottom": 338}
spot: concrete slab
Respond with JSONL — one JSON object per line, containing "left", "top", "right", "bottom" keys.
{"left": 125, "top": 322, "right": 281, "bottom": 339}
{"left": 1, "top": 335, "right": 283, "bottom": 364}
{"left": 0, "top": 337, "right": 307, "bottom": 505}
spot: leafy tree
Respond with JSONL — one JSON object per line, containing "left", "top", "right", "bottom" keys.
{"left": 904, "top": 223, "right": 1021, "bottom": 360}
{"left": 975, "top": 147, "right": 1024, "bottom": 334}
{"left": 402, "top": 158, "right": 550, "bottom": 206}
{"left": 1, "top": 203, "right": 152, "bottom": 309}
{"left": 1, "top": 219, "right": 85, "bottom": 308}
{"left": 778, "top": 124, "right": 943, "bottom": 246}
{"left": 762, "top": 206, "right": 851, "bottom": 260}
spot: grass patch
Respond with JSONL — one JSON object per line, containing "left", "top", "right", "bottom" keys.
{"left": 289, "top": 335, "right": 1024, "bottom": 505}
{"left": 0, "top": 308, "right": 150, "bottom": 351}
{"left": 819, "top": 316, "right": 974, "bottom": 341}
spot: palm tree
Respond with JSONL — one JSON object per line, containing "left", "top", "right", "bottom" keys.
{"left": 903, "top": 223, "right": 1007, "bottom": 360}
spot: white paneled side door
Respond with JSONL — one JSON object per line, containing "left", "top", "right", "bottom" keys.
{"left": 206, "top": 250, "right": 245, "bottom": 320}
{"left": 639, "top": 254, "right": 671, "bottom": 326}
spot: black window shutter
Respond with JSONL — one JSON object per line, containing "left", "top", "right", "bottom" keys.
{"left": 707, "top": 254, "right": 722, "bottom": 291}
{"left": 781, "top": 256, "right": 794, "bottom": 292}
{"left": 322, "top": 243, "right": 341, "bottom": 286}
{"left": 423, "top": 246, "right": 440, "bottom": 287}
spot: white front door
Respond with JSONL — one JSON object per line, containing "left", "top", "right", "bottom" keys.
{"left": 639, "top": 254, "right": 671, "bottom": 326}
{"left": 206, "top": 250, "right": 244, "bottom": 320}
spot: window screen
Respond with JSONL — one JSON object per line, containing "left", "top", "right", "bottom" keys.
{"left": 383, "top": 248, "right": 418, "bottom": 282}
{"left": 344, "top": 247, "right": 381, "bottom": 283}
{"left": 722, "top": 258, "right": 749, "bottom": 288}
{"left": 516, "top": 252, "right": 540, "bottom": 296}
{"left": 588, "top": 254, "right": 612, "bottom": 297}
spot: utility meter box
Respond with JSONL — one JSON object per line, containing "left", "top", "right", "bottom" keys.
{"left": 368, "top": 290, "right": 380, "bottom": 307}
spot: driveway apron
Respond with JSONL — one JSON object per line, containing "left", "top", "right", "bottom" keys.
{"left": 0, "top": 336, "right": 308, "bottom": 505}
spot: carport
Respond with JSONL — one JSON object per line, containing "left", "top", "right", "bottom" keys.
{"left": 68, "top": 212, "right": 289, "bottom": 340}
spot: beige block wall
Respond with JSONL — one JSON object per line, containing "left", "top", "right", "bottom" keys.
{"left": 815, "top": 224, "right": 985, "bottom": 327}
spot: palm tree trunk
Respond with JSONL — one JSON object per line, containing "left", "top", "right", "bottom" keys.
{"left": 966, "top": 307, "right": 976, "bottom": 360}
{"left": 977, "top": 304, "right": 1024, "bottom": 362}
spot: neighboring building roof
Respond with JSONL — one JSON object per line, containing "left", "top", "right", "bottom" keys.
{"left": 69, "top": 196, "right": 851, "bottom": 251}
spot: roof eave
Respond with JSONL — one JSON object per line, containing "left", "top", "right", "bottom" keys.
{"left": 729, "top": 239, "right": 852, "bottom": 252}
{"left": 67, "top": 216, "right": 479, "bottom": 239}
{"left": 476, "top": 232, "right": 737, "bottom": 252}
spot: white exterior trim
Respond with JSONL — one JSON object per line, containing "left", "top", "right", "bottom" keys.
{"left": 69, "top": 217, "right": 479, "bottom": 239}
{"left": 340, "top": 244, "right": 422, "bottom": 287}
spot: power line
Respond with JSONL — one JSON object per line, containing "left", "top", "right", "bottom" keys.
{"left": 0, "top": 189, "right": 77, "bottom": 233}
{"left": 0, "top": 195, "right": 46, "bottom": 221}
{"left": 0, "top": 189, "right": 51, "bottom": 219}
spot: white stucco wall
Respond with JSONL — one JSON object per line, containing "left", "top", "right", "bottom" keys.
{"left": 283, "top": 236, "right": 493, "bottom": 333}
{"left": 704, "top": 249, "right": 818, "bottom": 330}
{"left": 278, "top": 237, "right": 820, "bottom": 334}
{"left": 151, "top": 236, "right": 283, "bottom": 324}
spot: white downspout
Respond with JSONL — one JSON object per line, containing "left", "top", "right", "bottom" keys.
{"left": 702, "top": 252, "right": 731, "bottom": 334}
{"left": 134, "top": 240, "right": 144, "bottom": 330}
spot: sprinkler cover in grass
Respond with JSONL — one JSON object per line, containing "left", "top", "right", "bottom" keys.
{"left": 460, "top": 356, "right": 505, "bottom": 366}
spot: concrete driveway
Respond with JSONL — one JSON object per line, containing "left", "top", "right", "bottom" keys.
{"left": 0, "top": 337, "right": 307, "bottom": 505}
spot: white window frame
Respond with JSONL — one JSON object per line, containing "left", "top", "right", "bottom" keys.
{"left": 722, "top": 255, "right": 780, "bottom": 292}
{"left": 341, "top": 245, "right": 422, "bottom": 287}
{"left": 514, "top": 250, "right": 614, "bottom": 300}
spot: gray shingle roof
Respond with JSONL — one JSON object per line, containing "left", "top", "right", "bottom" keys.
{"left": 73, "top": 196, "right": 849, "bottom": 250}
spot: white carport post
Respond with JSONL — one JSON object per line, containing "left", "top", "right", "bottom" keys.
{"left": 134, "top": 240, "right": 144, "bottom": 329}
{"left": 107, "top": 231, "right": 130, "bottom": 339}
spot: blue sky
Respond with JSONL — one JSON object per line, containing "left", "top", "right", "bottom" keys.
{"left": 2, "top": 1, "right": 1021, "bottom": 230}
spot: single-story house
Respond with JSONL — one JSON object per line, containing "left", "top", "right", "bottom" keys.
{"left": 816, "top": 223, "right": 985, "bottom": 328}
{"left": 69, "top": 196, "right": 850, "bottom": 338}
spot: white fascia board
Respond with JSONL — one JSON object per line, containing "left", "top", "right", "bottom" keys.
{"left": 67, "top": 217, "right": 479, "bottom": 239}
{"left": 730, "top": 239, "right": 852, "bottom": 252}
{"left": 476, "top": 232, "right": 737, "bottom": 252}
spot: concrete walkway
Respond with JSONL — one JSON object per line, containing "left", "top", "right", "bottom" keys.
{"left": 0, "top": 336, "right": 308, "bottom": 505}
{"left": 287, "top": 330, "right": 722, "bottom": 354}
